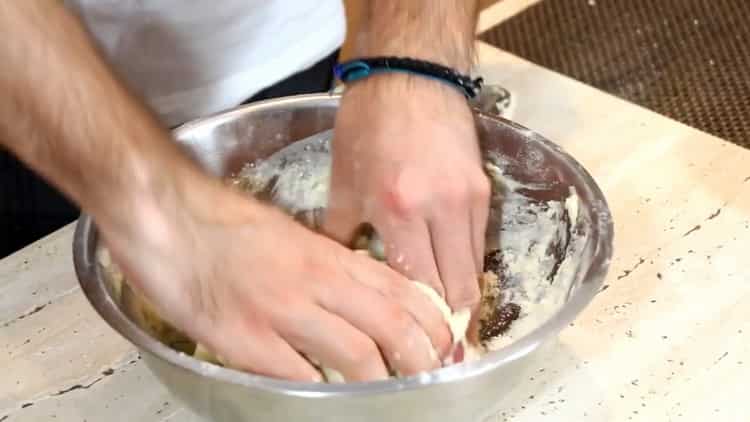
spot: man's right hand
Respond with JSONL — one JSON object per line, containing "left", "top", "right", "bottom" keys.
{"left": 99, "top": 175, "right": 452, "bottom": 382}
{"left": 0, "top": 1, "right": 451, "bottom": 383}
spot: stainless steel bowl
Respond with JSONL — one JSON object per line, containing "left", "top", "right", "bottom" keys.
{"left": 73, "top": 93, "right": 613, "bottom": 422}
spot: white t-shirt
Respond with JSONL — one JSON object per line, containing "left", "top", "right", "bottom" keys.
{"left": 64, "top": 1, "right": 346, "bottom": 126}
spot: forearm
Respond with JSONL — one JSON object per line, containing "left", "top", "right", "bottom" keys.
{"left": 0, "top": 2, "right": 200, "bottom": 228}
{"left": 355, "top": 0, "right": 479, "bottom": 72}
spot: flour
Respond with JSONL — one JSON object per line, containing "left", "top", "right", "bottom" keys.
{"left": 232, "top": 129, "right": 333, "bottom": 216}
{"left": 480, "top": 161, "right": 585, "bottom": 352}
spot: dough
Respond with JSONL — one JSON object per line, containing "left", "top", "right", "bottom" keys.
{"left": 411, "top": 281, "right": 477, "bottom": 365}
{"left": 308, "top": 279, "right": 476, "bottom": 383}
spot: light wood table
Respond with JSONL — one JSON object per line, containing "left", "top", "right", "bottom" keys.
{"left": 2, "top": 42, "right": 748, "bottom": 422}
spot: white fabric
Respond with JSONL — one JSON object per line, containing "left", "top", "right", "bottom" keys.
{"left": 64, "top": 0, "right": 346, "bottom": 126}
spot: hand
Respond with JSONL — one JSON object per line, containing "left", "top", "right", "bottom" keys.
{"left": 324, "top": 75, "right": 491, "bottom": 314}
{"left": 98, "top": 171, "right": 451, "bottom": 382}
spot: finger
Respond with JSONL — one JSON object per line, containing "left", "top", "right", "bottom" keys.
{"left": 341, "top": 253, "right": 452, "bottom": 358}
{"left": 315, "top": 278, "right": 440, "bottom": 377}
{"left": 428, "top": 212, "right": 481, "bottom": 312}
{"left": 373, "top": 216, "right": 444, "bottom": 298}
{"left": 470, "top": 174, "right": 490, "bottom": 273}
{"left": 321, "top": 203, "right": 364, "bottom": 247}
{"left": 321, "top": 171, "right": 365, "bottom": 246}
{"left": 467, "top": 184, "right": 491, "bottom": 345}
{"left": 277, "top": 305, "right": 390, "bottom": 382}
{"left": 205, "top": 325, "right": 322, "bottom": 382}
{"left": 469, "top": 204, "right": 490, "bottom": 273}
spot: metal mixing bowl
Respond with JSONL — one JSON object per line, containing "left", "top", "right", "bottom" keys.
{"left": 73, "top": 93, "right": 613, "bottom": 422}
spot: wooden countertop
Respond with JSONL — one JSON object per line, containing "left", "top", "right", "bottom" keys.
{"left": 2, "top": 42, "right": 748, "bottom": 422}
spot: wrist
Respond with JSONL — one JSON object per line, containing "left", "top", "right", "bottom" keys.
{"left": 341, "top": 72, "right": 473, "bottom": 118}
{"left": 355, "top": 49, "right": 473, "bottom": 76}
{"left": 95, "top": 163, "right": 268, "bottom": 266}
{"left": 88, "top": 143, "right": 210, "bottom": 237}
{"left": 90, "top": 154, "right": 180, "bottom": 237}
{"left": 335, "top": 57, "right": 482, "bottom": 100}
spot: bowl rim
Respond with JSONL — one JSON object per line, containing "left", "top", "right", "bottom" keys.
{"left": 73, "top": 93, "right": 614, "bottom": 397}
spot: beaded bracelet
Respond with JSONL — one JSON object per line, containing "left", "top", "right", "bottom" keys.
{"left": 333, "top": 57, "right": 484, "bottom": 99}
